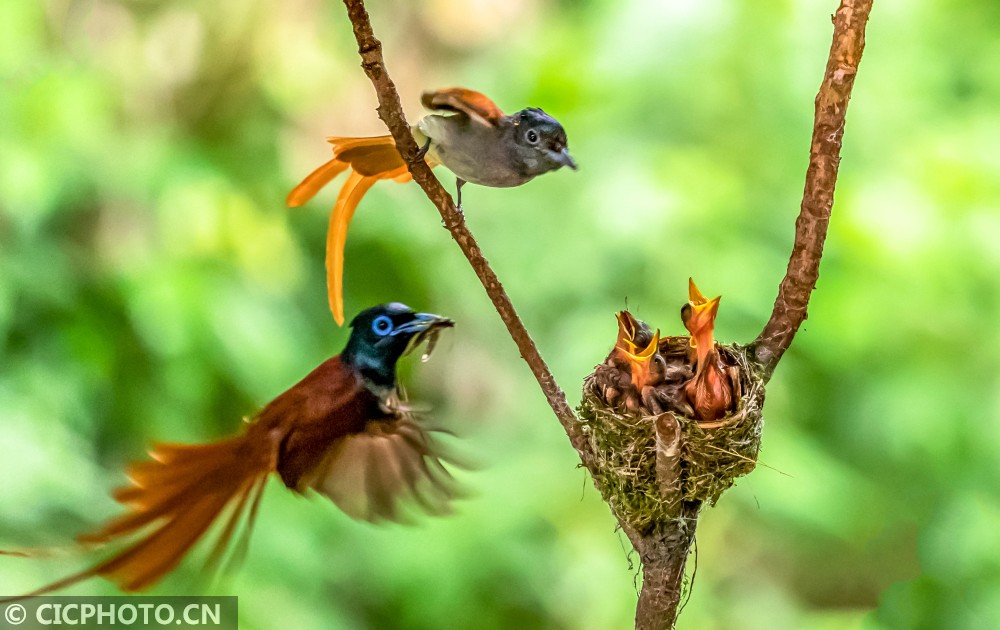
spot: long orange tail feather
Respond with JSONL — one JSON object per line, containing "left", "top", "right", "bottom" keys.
{"left": 327, "top": 172, "right": 376, "bottom": 327}
{"left": 3, "top": 436, "right": 275, "bottom": 598}
{"left": 289, "top": 135, "right": 433, "bottom": 325}
{"left": 204, "top": 475, "right": 268, "bottom": 578}
{"left": 286, "top": 158, "right": 350, "bottom": 208}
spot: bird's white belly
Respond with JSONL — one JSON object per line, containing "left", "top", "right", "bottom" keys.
{"left": 417, "top": 116, "right": 531, "bottom": 188}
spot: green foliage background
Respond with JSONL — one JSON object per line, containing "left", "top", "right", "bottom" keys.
{"left": 2, "top": 1, "right": 999, "bottom": 628}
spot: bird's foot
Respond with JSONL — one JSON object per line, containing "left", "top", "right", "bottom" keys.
{"left": 414, "top": 137, "right": 432, "bottom": 162}
{"left": 454, "top": 178, "right": 466, "bottom": 210}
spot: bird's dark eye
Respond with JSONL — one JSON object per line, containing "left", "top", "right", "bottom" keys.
{"left": 372, "top": 315, "right": 394, "bottom": 336}
{"left": 525, "top": 129, "right": 539, "bottom": 145}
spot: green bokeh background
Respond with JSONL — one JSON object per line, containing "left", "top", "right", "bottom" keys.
{"left": 2, "top": 1, "right": 999, "bottom": 628}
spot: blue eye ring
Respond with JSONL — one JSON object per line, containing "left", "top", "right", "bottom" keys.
{"left": 372, "top": 315, "right": 394, "bottom": 336}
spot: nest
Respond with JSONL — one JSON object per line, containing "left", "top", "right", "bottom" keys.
{"left": 578, "top": 340, "right": 765, "bottom": 536}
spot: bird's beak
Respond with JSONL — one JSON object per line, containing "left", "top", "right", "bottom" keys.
{"left": 557, "top": 148, "right": 578, "bottom": 170}
{"left": 393, "top": 312, "right": 455, "bottom": 336}
{"left": 621, "top": 329, "right": 661, "bottom": 390}
{"left": 689, "top": 297, "right": 720, "bottom": 341}
{"left": 615, "top": 310, "right": 640, "bottom": 353}
{"left": 684, "top": 279, "right": 721, "bottom": 329}
{"left": 688, "top": 277, "right": 709, "bottom": 305}
{"left": 682, "top": 278, "right": 721, "bottom": 366}
{"left": 397, "top": 313, "right": 454, "bottom": 360}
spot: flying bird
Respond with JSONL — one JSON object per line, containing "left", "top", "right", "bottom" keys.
{"left": 3, "top": 303, "right": 457, "bottom": 596}
{"left": 287, "top": 87, "right": 577, "bottom": 325}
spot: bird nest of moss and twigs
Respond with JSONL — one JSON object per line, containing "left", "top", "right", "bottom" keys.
{"left": 578, "top": 310, "right": 766, "bottom": 536}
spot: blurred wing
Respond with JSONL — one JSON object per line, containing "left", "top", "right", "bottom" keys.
{"left": 421, "top": 88, "right": 504, "bottom": 128}
{"left": 304, "top": 415, "right": 461, "bottom": 523}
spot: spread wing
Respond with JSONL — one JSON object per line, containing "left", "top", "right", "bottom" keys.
{"left": 302, "top": 414, "right": 462, "bottom": 523}
{"left": 269, "top": 359, "right": 463, "bottom": 524}
{"left": 421, "top": 88, "right": 504, "bottom": 128}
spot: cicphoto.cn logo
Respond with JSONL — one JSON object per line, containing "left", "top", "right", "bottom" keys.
{"left": 0, "top": 597, "right": 236, "bottom": 629}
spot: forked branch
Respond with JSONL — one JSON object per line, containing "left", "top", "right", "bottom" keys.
{"left": 337, "top": 1, "right": 873, "bottom": 629}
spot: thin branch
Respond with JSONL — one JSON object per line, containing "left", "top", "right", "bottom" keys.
{"left": 753, "top": 0, "right": 873, "bottom": 379}
{"left": 340, "top": 0, "right": 590, "bottom": 462}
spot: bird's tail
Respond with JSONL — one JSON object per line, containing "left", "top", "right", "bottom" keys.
{"left": 287, "top": 136, "right": 431, "bottom": 326}
{"left": 2, "top": 434, "right": 275, "bottom": 598}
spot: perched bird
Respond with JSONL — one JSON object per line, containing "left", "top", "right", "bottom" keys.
{"left": 4, "top": 303, "right": 456, "bottom": 596}
{"left": 682, "top": 279, "right": 734, "bottom": 422}
{"left": 287, "top": 87, "right": 577, "bottom": 325}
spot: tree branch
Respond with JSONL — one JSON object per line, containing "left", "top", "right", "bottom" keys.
{"left": 340, "top": 0, "right": 590, "bottom": 462}
{"left": 633, "top": 521, "right": 697, "bottom": 630}
{"left": 753, "top": 0, "right": 873, "bottom": 379}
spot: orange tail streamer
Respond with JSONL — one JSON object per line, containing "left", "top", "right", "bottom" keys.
{"left": 287, "top": 135, "right": 408, "bottom": 208}
{"left": 2, "top": 435, "right": 275, "bottom": 599}
{"left": 327, "top": 173, "right": 373, "bottom": 327}
{"left": 288, "top": 135, "right": 433, "bottom": 325}
{"left": 286, "top": 159, "right": 350, "bottom": 208}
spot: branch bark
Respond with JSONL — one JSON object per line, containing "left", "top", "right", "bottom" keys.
{"left": 753, "top": 0, "right": 873, "bottom": 380}
{"left": 633, "top": 517, "right": 698, "bottom": 630}
{"left": 340, "top": 0, "right": 590, "bottom": 463}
